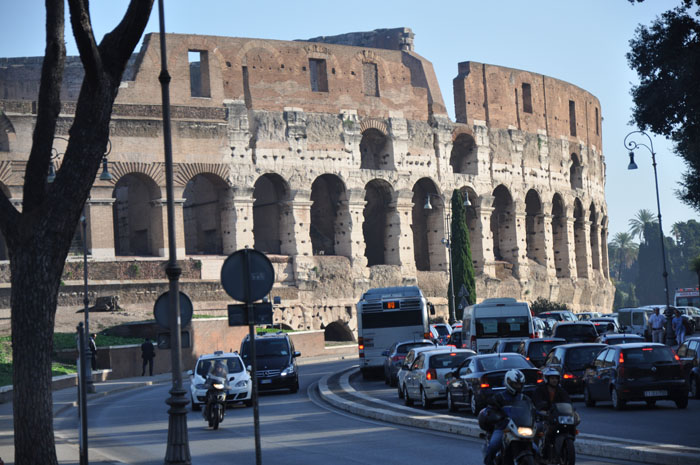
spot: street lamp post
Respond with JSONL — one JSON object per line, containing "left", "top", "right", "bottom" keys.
{"left": 80, "top": 210, "right": 95, "bottom": 394}
{"left": 624, "top": 130, "right": 671, "bottom": 313}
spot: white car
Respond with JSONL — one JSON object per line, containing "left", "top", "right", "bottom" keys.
{"left": 188, "top": 351, "right": 252, "bottom": 410}
{"left": 403, "top": 348, "right": 476, "bottom": 408}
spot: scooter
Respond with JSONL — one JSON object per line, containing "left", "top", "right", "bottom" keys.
{"left": 536, "top": 402, "right": 580, "bottom": 465}
{"left": 203, "top": 371, "right": 228, "bottom": 430}
{"left": 481, "top": 397, "right": 538, "bottom": 465}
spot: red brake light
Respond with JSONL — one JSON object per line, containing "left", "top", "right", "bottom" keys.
{"left": 642, "top": 348, "right": 653, "bottom": 351}
{"left": 391, "top": 355, "right": 405, "bottom": 362}
{"left": 426, "top": 368, "right": 438, "bottom": 380}
{"left": 675, "top": 354, "right": 680, "bottom": 361}
{"left": 619, "top": 352, "right": 624, "bottom": 364}
{"left": 563, "top": 373, "right": 575, "bottom": 379}
{"left": 358, "top": 344, "right": 365, "bottom": 351}
{"left": 480, "top": 383, "right": 490, "bottom": 388}
{"left": 449, "top": 352, "right": 457, "bottom": 356}
{"left": 424, "top": 332, "right": 432, "bottom": 339}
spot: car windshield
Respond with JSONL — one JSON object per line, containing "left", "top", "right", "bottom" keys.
{"left": 398, "top": 342, "right": 433, "bottom": 354}
{"left": 433, "top": 325, "right": 450, "bottom": 336}
{"left": 241, "top": 339, "right": 290, "bottom": 358}
{"left": 196, "top": 357, "right": 242, "bottom": 377}
{"left": 565, "top": 347, "right": 604, "bottom": 369}
{"left": 476, "top": 355, "right": 530, "bottom": 371}
{"left": 622, "top": 347, "right": 676, "bottom": 364}
{"left": 429, "top": 353, "right": 469, "bottom": 369}
{"left": 528, "top": 341, "right": 561, "bottom": 359}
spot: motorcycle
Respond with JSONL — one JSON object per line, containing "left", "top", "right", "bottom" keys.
{"left": 481, "top": 397, "right": 538, "bottom": 465}
{"left": 203, "top": 365, "right": 229, "bottom": 430}
{"left": 535, "top": 402, "right": 579, "bottom": 465}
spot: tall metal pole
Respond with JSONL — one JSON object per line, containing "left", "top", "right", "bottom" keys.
{"left": 81, "top": 209, "right": 95, "bottom": 393}
{"left": 158, "top": 0, "right": 191, "bottom": 462}
{"left": 624, "top": 130, "right": 671, "bottom": 310}
{"left": 446, "top": 211, "right": 456, "bottom": 324}
{"left": 77, "top": 322, "right": 88, "bottom": 465}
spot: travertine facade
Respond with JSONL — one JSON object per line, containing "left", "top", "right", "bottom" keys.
{"left": 0, "top": 28, "right": 613, "bottom": 337}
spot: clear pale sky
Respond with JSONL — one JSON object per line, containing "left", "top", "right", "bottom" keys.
{"left": 1, "top": 0, "right": 697, "bottom": 239}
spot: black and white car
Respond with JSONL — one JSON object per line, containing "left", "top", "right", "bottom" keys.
{"left": 188, "top": 350, "right": 252, "bottom": 410}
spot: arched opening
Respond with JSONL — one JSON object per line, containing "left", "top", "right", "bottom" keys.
{"left": 551, "top": 194, "right": 568, "bottom": 277}
{"left": 412, "top": 178, "right": 444, "bottom": 272}
{"left": 589, "top": 203, "right": 600, "bottom": 271}
{"left": 183, "top": 174, "right": 228, "bottom": 255}
{"left": 363, "top": 179, "right": 393, "bottom": 266}
{"left": 601, "top": 216, "right": 609, "bottom": 278}
{"left": 0, "top": 113, "right": 15, "bottom": 152}
{"left": 570, "top": 153, "right": 583, "bottom": 190}
{"left": 573, "top": 198, "right": 587, "bottom": 278}
{"left": 323, "top": 320, "right": 355, "bottom": 342}
{"left": 450, "top": 133, "right": 477, "bottom": 175}
{"left": 360, "top": 128, "right": 388, "bottom": 170}
{"left": 253, "top": 173, "right": 289, "bottom": 255}
{"left": 525, "top": 189, "right": 545, "bottom": 265}
{"left": 490, "top": 185, "right": 515, "bottom": 264}
{"left": 112, "top": 173, "right": 162, "bottom": 256}
{"left": 459, "top": 187, "right": 478, "bottom": 239}
{"left": 0, "top": 183, "right": 9, "bottom": 260}
{"left": 310, "top": 174, "right": 347, "bottom": 256}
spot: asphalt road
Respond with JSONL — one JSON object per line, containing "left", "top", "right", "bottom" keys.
{"left": 50, "top": 360, "right": 650, "bottom": 465}
{"left": 356, "top": 374, "right": 700, "bottom": 448}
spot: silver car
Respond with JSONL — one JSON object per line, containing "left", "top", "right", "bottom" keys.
{"left": 396, "top": 345, "right": 439, "bottom": 400}
{"left": 402, "top": 348, "right": 475, "bottom": 409}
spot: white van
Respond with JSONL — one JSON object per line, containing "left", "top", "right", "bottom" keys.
{"left": 461, "top": 298, "right": 535, "bottom": 353}
{"left": 617, "top": 307, "right": 655, "bottom": 339}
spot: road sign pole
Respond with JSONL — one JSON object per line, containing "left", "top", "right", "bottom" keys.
{"left": 243, "top": 249, "right": 262, "bottom": 465}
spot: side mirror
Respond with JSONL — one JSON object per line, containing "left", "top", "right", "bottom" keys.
{"left": 247, "top": 365, "right": 252, "bottom": 372}
{"left": 186, "top": 370, "right": 193, "bottom": 377}
{"left": 381, "top": 350, "right": 389, "bottom": 357}
{"left": 293, "top": 351, "right": 301, "bottom": 358}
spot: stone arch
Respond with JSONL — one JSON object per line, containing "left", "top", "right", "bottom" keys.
{"left": 183, "top": 173, "right": 229, "bottom": 255}
{"left": 0, "top": 182, "right": 9, "bottom": 260}
{"left": 323, "top": 320, "right": 355, "bottom": 342}
{"left": 525, "top": 189, "right": 546, "bottom": 265}
{"left": 112, "top": 173, "right": 163, "bottom": 256}
{"left": 573, "top": 198, "right": 587, "bottom": 278}
{"left": 253, "top": 173, "right": 290, "bottom": 255}
{"left": 490, "top": 185, "right": 516, "bottom": 264}
{"left": 589, "top": 202, "right": 600, "bottom": 271}
{"left": 310, "top": 174, "right": 347, "bottom": 256}
{"left": 570, "top": 153, "right": 583, "bottom": 190}
{"left": 0, "top": 113, "right": 16, "bottom": 152}
{"left": 450, "top": 133, "right": 477, "bottom": 175}
{"left": 551, "top": 193, "right": 569, "bottom": 277}
{"left": 363, "top": 179, "right": 394, "bottom": 266}
{"left": 360, "top": 128, "right": 390, "bottom": 170}
{"left": 412, "top": 178, "right": 444, "bottom": 272}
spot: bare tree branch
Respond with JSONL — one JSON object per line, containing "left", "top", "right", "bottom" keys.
{"left": 100, "top": 0, "right": 155, "bottom": 78}
{"left": 0, "top": 190, "right": 19, "bottom": 245}
{"left": 22, "top": 0, "right": 65, "bottom": 214}
{"left": 67, "top": 0, "right": 102, "bottom": 80}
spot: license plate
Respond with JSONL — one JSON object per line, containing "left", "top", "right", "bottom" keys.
{"left": 644, "top": 390, "right": 667, "bottom": 397}
{"left": 260, "top": 379, "right": 272, "bottom": 384}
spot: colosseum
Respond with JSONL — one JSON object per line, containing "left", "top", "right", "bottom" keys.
{"left": 0, "top": 28, "right": 614, "bottom": 338}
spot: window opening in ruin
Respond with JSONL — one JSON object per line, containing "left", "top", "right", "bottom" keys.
{"left": 324, "top": 320, "right": 355, "bottom": 342}
{"left": 600, "top": 223, "right": 609, "bottom": 278}
{"left": 525, "top": 190, "right": 545, "bottom": 265}
{"left": 595, "top": 107, "right": 599, "bottom": 136}
{"left": 569, "top": 100, "right": 576, "bottom": 136}
{"left": 311, "top": 174, "right": 345, "bottom": 256}
{"left": 309, "top": 58, "right": 328, "bottom": 92}
{"left": 589, "top": 204, "right": 600, "bottom": 271}
{"left": 573, "top": 199, "right": 587, "bottom": 278}
{"left": 522, "top": 83, "right": 533, "bottom": 114}
{"left": 363, "top": 180, "right": 393, "bottom": 266}
{"left": 0, "top": 184, "right": 8, "bottom": 259}
{"left": 570, "top": 153, "right": 583, "bottom": 190}
{"left": 412, "top": 179, "right": 444, "bottom": 272}
{"left": 363, "top": 62, "right": 379, "bottom": 97}
{"left": 551, "top": 194, "right": 569, "bottom": 278}
{"left": 189, "top": 50, "right": 211, "bottom": 98}
{"left": 112, "top": 174, "right": 159, "bottom": 257}
{"left": 490, "top": 185, "right": 515, "bottom": 265}
{"left": 253, "top": 174, "right": 288, "bottom": 255}
{"left": 360, "top": 128, "right": 388, "bottom": 170}
{"left": 183, "top": 174, "right": 226, "bottom": 255}
{"left": 450, "top": 133, "right": 477, "bottom": 175}
{"left": 0, "top": 114, "right": 14, "bottom": 151}
{"left": 242, "top": 66, "right": 252, "bottom": 109}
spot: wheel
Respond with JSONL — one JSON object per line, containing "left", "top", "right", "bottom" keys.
{"left": 518, "top": 454, "right": 537, "bottom": 465}
{"left": 212, "top": 410, "right": 220, "bottom": 430}
{"left": 420, "top": 388, "right": 432, "bottom": 409}
{"left": 384, "top": 369, "right": 390, "bottom": 385}
{"left": 469, "top": 391, "right": 480, "bottom": 416}
{"left": 690, "top": 377, "right": 700, "bottom": 399}
{"left": 390, "top": 373, "right": 397, "bottom": 388}
{"left": 561, "top": 438, "right": 575, "bottom": 465}
{"left": 244, "top": 399, "right": 253, "bottom": 407}
{"left": 403, "top": 385, "right": 413, "bottom": 406}
{"left": 361, "top": 368, "right": 370, "bottom": 380}
{"left": 675, "top": 396, "right": 688, "bottom": 409}
{"left": 398, "top": 383, "right": 404, "bottom": 399}
{"left": 289, "top": 380, "right": 299, "bottom": 393}
{"left": 611, "top": 388, "right": 625, "bottom": 411}
{"left": 447, "top": 391, "right": 458, "bottom": 412}
{"left": 190, "top": 394, "right": 201, "bottom": 411}
{"left": 645, "top": 400, "right": 656, "bottom": 408}
{"left": 584, "top": 385, "right": 595, "bottom": 408}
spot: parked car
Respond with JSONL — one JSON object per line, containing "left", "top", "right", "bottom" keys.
{"left": 543, "top": 343, "right": 606, "bottom": 395}
{"left": 444, "top": 353, "right": 541, "bottom": 415}
{"left": 487, "top": 339, "right": 524, "bottom": 354}
{"left": 676, "top": 336, "right": 700, "bottom": 399}
{"left": 382, "top": 339, "right": 435, "bottom": 386}
{"left": 595, "top": 333, "right": 645, "bottom": 345}
{"left": 402, "top": 348, "right": 475, "bottom": 408}
{"left": 188, "top": 350, "right": 252, "bottom": 410}
{"left": 589, "top": 317, "right": 620, "bottom": 335}
{"left": 430, "top": 323, "right": 452, "bottom": 345}
{"left": 516, "top": 338, "right": 566, "bottom": 367}
{"left": 240, "top": 332, "right": 301, "bottom": 393}
{"left": 583, "top": 343, "right": 688, "bottom": 410}
{"left": 552, "top": 321, "right": 599, "bottom": 343}
{"left": 538, "top": 310, "right": 577, "bottom": 322}
{"left": 397, "top": 345, "right": 440, "bottom": 399}
{"left": 577, "top": 311, "right": 602, "bottom": 321}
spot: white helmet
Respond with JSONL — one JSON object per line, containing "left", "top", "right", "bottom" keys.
{"left": 504, "top": 369, "right": 526, "bottom": 395}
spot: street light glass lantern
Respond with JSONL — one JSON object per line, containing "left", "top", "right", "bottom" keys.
{"left": 627, "top": 151, "right": 638, "bottom": 170}
{"left": 99, "top": 157, "right": 113, "bottom": 181}
{"left": 423, "top": 196, "right": 433, "bottom": 210}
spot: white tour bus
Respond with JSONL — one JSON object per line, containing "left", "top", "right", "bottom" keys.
{"left": 460, "top": 298, "right": 535, "bottom": 353}
{"left": 357, "top": 286, "right": 434, "bottom": 378}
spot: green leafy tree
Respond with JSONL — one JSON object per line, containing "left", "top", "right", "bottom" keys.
{"left": 530, "top": 297, "right": 569, "bottom": 315}
{"left": 0, "top": 1, "right": 154, "bottom": 463}
{"left": 609, "top": 232, "right": 638, "bottom": 280}
{"left": 668, "top": 220, "right": 700, "bottom": 287}
{"left": 691, "top": 255, "right": 700, "bottom": 289}
{"left": 627, "top": 0, "right": 700, "bottom": 210}
{"left": 635, "top": 222, "right": 676, "bottom": 305}
{"left": 448, "top": 190, "right": 476, "bottom": 321}
{"left": 628, "top": 209, "right": 657, "bottom": 241}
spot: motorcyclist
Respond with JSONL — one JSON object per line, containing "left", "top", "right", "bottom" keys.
{"left": 533, "top": 368, "right": 570, "bottom": 411}
{"left": 482, "top": 369, "right": 528, "bottom": 465}
{"left": 210, "top": 360, "right": 227, "bottom": 380}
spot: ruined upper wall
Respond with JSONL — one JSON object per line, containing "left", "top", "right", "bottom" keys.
{"left": 453, "top": 61, "right": 602, "bottom": 151}
{"left": 304, "top": 28, "right": 415, "bottom": 52}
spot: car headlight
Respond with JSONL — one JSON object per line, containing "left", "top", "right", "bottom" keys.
{"left": 516, "top": 427, "right": 534, "bottom": 438}
{"left": 281, "top": 365, "right": 295, "bottom": 376}
{"left": 235, "top": 380, "right": 248, "bottom": 388}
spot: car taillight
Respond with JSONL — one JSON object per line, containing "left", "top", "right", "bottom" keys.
{"left": 426, "top": 368, "right": 438, "bottom": 380}
{"left": 619, "top": 352, "right": 624, "bottom": 364}
{"left": 358, "top": 337, "right": 364, "bottom": 353}
{"left": 530, "top": 332, "right": 536, "bottom": 339}
{"left": 470, "top": 335, "right": 477, "bottom": 351}
{"left": 563, "top": 373, "right": 576, "bottom": 379}
{"left": 424, "top": 332, "right": 432, "bottom": 339}
{"left": 479, "top": 375, "right": 490, "bottom": 388}
{"left": 392, "top": 355, "right": 406, "bottom": 362}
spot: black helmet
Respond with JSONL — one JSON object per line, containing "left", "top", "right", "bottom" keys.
{"left": 478, "top": 407, "right": 504, "bottom": 432}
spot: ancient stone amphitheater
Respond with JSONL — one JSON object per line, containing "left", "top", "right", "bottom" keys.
{"left": 0, "top": 28, "right": 613, "bottom": 339}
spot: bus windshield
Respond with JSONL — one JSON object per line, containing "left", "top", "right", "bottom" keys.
{"left": 361, "top": 310, "right": 423, "bottom": 329}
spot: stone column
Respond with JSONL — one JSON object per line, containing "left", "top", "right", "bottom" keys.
{"left": 564, "top": 217, "right": 577, "bottom": 278}
{"left": 221, "top": 186, "right": 254, "bottom": 253}
{"left": 542, "top": 212, "right": 557, "bottom": 278}
{"left": 387, "top": 189, "right": 415, "bottom": 270}
{"left": 578, "top": 220, "right": 592, "bottom": 279}
{"left": 150, "top": 197, "right": 186, "bottom": 259}
{"left": 86, "top": 187, "right": 116, "bottom": 259}
{"left": 475, "top": 197, "right": 495, "bottom": 276}
{"left": 513, "top": 208, "right": 529, "bottom": 280}
{"left": 281, "top": 189, "right": 313, "bottom": 257}
{"left": 336, "top": 188, "right": 367, "bottom": 269}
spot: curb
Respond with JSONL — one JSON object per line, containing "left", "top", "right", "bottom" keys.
{"left": 317, "top": 367, "right": 700, "bottom": 465}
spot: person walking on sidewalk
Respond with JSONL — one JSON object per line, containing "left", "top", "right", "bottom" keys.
{"left": 648, "top": 307, "right": 666, "bottom": 343}
{"left": 89, "top": 333, "right": 98, "bottom": 371}
{"left": 141, "top": 338, "right": 155, "bottom": 376}
{"left": 672, "top": 309, "right": 686, "bottom": 347}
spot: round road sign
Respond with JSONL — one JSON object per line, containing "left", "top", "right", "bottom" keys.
{"left": 220, "top": 248, "right": 275, "bottom": 303}
{"left": 153, "top": 291, "right": 194, "bottom": 329}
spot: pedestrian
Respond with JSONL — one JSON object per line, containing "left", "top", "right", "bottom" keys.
{"left": 672, "top": 309, "right": 686, "bottom": 346}
{"left": 141, "top": 337, "right": 155, "bottom": 376}
{"left": 648, "top": 307, "right": 666, "bottom": 343}
{"left": 89, "top": 333, "right": 97, "bottom": 371}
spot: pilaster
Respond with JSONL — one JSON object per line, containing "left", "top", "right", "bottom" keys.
{"left": 221, "top": 186, "right": 254, "bottom": 253}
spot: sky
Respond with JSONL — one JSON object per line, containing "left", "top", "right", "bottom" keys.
{"left": 1, "top": 0, "right": 697, "bottom": 240}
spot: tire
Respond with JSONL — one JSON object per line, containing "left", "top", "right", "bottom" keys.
{"left": 244, "top": 399, "right": 253, "bottom": 407}
{"left": 561, "top": 438, "right": 576, "bottom": 465}
{"left": 447, "top": 391, "right": 458, "bottom": 412}
{"left": 469, "top": 391, "right": 480, "bottom": 416}
{"left": 675, "top": 396, "right": 688, "bottom": 409}
{"left": 390, "top": 374, "right": 397, "bottom": 388}
{"left": 517, "top": 453, "right": 537, "bottom": 465}
{"left": 611, "top": 388, "right": 625, "bottom": 411}
{"left": 421, "top": 388, "right": 432, "bottom": 409}
{"left": 289, "top": 380, "right": 299, "bottom": 394}
{"left": 384, "top": 369, "right": 390, "bottom": 385}
{"left": 398, "top": 383, "right": 404, "bottom": 399}
{"left": 690, "top": 377, "right": 700, "bottom": 399}
{"left": 212, "top": 407, "right": 220, "bottom": 430}
{"left": 190, "top": 394, "right": 201, "bottom": 411}
{"left": 584, "top": 385, "right": 595, "bottom": 408}
{"left": 645, "top": 400, "right": 656, "bottom": 408}
{"left": 404, "top": 385, "right": 413, "bottom": 406}
{"left": 361, "top": 368, "right": 370, "bottom": 380}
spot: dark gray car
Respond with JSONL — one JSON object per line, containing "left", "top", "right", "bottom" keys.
{"left": 382, "top": 339, "right": 435, "bottom": 386}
